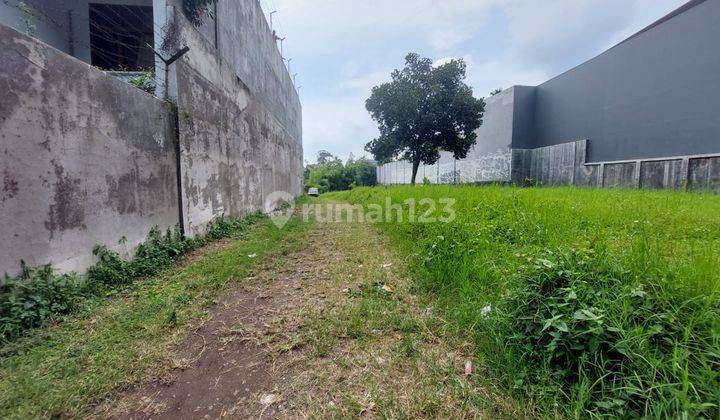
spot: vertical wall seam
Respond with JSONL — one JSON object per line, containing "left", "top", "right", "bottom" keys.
{"left": 172, "top": 103, "right": 185, "bottom": 237}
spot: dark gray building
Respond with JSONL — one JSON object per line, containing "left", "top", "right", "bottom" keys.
{"left": 378, "top": 0, "right": 720, "bottom": 190}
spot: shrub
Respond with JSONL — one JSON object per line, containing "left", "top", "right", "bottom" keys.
{"left": 1, "top": 213, "right": 263, "bottom": 342}
{"left": 305, "top": 156, "right": 377, "bottom": 193}
{"left": 0, "top": 263, "right": 82, "bottom": 340}
{"left": 129, "top": 71, "right": 156, "bottom": 94}
{"left": 493, "top": 247, "right": 720, "bottom": 417}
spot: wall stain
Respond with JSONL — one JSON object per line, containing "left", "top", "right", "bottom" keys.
{"left": 45, "top": 162, "right": 86, "bottom": 238}
{"left": 2, "top": 170, "right": 19, "bottom": 201}
{"left": 105, "top": 173, "right": 138, "bottom": 215}
{"left": 0, "top": 35, "right": 36, "bottom": 129}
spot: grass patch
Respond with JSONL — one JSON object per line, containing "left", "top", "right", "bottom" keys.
{"left": 0, "top": 212, "right": 310, "bottom": 418}
{"left": 330, "top": 185, "right": 720, "bottom": 418}
{"left": 289, "top": 210, "right": 522, "bottom": 418}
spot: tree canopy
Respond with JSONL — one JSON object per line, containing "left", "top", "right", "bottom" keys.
{"left": 364, "top": 53, "right": 485, "bottom": 184}
{"left": 305, "top": 152, "right": 377, "bottom": 194}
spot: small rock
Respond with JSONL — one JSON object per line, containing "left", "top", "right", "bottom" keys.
{"left": 260, "top": 393, "right": 283, "bottom": 406}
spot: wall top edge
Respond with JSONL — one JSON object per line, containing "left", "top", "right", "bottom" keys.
{"left": 583, "top": 152, "right": 720, "bottom": 166}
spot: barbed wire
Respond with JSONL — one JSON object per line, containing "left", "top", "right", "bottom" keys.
{"left": 5, "top": 0, "right": 300, "bottom": 92}
{"left": 257, "top": 0, "right": 299, "bottom": 91}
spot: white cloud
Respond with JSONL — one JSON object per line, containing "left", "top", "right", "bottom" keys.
{"left": 302, "top": 97, "right": 378, "bottom": 163}
{"left": 267, "top": 0, "right": 499, "bottom": 55}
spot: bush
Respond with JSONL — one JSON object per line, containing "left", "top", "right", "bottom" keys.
{"left": 1, "top": 213, "right": 263, "bottom": 342}
{"left": 493, "top": 247, "right": 720, "bottom": 417}
{"left": 0, "top": 263, "right": 82, "bottom": 340}
{"left": 129, "top": 71, "right": 156, "bottom": 94}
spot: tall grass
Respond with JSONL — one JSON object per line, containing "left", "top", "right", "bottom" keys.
{"left": 331, "top": 185, "right": 720, "bottom": 418}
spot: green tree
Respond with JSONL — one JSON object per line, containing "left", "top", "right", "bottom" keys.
{"left": 346, "top": 157, "right": 377, "bottom": 187}
{"left": 316, "top": 150, "right": 338, "bottom": 165}
{"left": 305, "top": 153, "right": 376, "bottom": 193}
{"left": 365, "top": 53, "right": 485, "bottom": 184}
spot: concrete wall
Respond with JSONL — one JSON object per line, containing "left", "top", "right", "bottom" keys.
{"left": 215, "top": 1, "right": 302, "bottom": 141}
{"left": 0, "top": 23, "right": 179, "bottom": 275}
{"left": 0, "top": 0, "right": 304, "bottom": 275}
{"left": 164, "top": 1, "right": 303, "bottom": 235}
{"left": 532, "top": 0, "right": 720, "bottom": 162}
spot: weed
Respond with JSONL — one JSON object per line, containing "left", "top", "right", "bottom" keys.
{"left": 0, "top": 210, "right": 310, "bottom": 418}
{"left": 1, "top": 213, "right": 263, "bottom": 342}
{"left": 0, "top": 263, "right": 82, "bottom": 340}
{"left": 332, "top": 185, "right": 720, "bottom": 418}
{"left": 128, "top": 71, "right": 156, "bottom": 94}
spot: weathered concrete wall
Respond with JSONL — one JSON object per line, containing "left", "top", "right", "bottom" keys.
{"left": 215, "top": 1, "right": 302, "bottom": 142}
{"left": 0, "top": 24, "right": 179, "bottom": 276}
{"left": 166, "top": 1, "right": 303, "bottom": 235}
{"left": 512, "top": 139, "right": 720, "bottom": 192}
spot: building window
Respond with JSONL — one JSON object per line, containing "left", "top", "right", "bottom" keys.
{"left": 89, "top": 3, "right": 154, "bottom": 71}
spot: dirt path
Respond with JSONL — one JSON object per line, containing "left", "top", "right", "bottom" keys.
{"left": 103, "top": 211, "right": 520, "bottom": 418}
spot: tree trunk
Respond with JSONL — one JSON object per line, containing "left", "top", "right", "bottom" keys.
{"left": 411, "top": 159, "right": 420, "bottom": 185}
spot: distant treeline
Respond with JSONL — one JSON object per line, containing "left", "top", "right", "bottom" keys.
{"left": 304, "top": 151, "right": 377, "bottom": 193}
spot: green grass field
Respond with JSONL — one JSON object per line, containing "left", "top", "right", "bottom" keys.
{"left": 331, "top": 185, "right": 720, "bottom": 418}
{"left": 0, "top": 215, "right": 311, "bottom": 418}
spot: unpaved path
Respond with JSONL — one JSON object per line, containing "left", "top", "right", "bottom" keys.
{"left": 102, "top": 210, "right": 521, "bottom": 418}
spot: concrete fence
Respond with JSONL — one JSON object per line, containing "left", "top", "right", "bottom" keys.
{"left": 377, "top": 139, "right": 720, "bottom": 192}
{"left": 512, "top": 139, "right": 720, "bottom": 191}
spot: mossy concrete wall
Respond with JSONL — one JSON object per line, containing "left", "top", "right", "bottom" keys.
{"left": 164, "top": 0, "right": 303, "bottom": 235}
{"left": 0, "top": 0, "right": 304, "bottom": 275}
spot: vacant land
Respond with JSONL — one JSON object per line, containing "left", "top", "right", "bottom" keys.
{"left": 1, "top": 186, "right": 718, "bottom": 418}
{"left": 332, "top": 185, "right": 720, "bottom": 418}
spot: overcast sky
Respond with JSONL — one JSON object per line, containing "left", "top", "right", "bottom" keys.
{"left": 258, "top": 0, "right": 687, "bottom": 164}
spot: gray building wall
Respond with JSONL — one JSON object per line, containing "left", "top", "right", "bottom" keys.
{"left": 0, "top": 23, "right": 179, "bottom": 275}
{"left": 0, "top": 0, "right": 70, "bottom": 52}
{"left": 532, "top": 0, "right": 720, "bottom": 162}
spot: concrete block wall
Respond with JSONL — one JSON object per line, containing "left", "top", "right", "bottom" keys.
{"left": 513, "top": 139, "right": 720, "bottom": 192}
{"left": 0, "top": 24, "right": 179, "bottom": 276}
